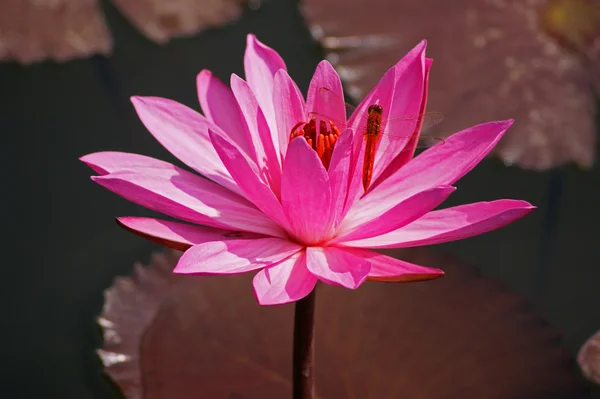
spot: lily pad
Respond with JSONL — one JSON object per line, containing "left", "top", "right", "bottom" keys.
{"left": 0, "top": 0, "right": 250, "bottom": 64}
{"left": 99, "top": 248, "right": 588, "bottom": 398}
{"left": 300, "top": 0, "right": 599, "bottom": 171}
{"left": 579, "top": 329, "right": 600, "bottom": 385}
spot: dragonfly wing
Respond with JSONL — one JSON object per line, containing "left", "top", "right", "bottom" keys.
{"left": 419, "top": 112, "right": 445, "bottom": 132}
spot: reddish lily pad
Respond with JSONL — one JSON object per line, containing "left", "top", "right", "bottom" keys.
{"left": 0, "top": 0, "right": 249, "bottom": 64}
{"left": 99, "top": 249, "right": 588, "bottom": 398}
{"left": 0, "top": 0, "right": 112, "bottom": 64}
{"left": 110, "top": 0, "right": 248, "bottom": 45}
{"left": 300, "top": 0, "right": 599, "bottom": 171}
{"left": 579, "top": 329, "right": 600, "bottom": 384}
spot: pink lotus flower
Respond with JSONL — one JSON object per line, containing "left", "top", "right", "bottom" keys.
{"left": 82, "top": 34, "right": 534, "bottom": 305}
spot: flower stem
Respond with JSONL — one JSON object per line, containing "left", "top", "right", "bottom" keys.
{"left": 293, "top": 288, "right": 316, "bottom": 399}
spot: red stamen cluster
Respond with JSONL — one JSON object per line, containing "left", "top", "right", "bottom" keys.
{"left": 289, "top": 118, "right": 341, "bottom": 169}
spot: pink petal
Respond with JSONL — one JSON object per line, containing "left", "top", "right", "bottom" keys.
{"left": 91, "top": 164, "right": 285, "bottom": 237}
{"left": 305, "top": 246, "right": 370, "bottom": 289}
{"left": 335, "top": 185, "right": 456, "bottom": 243}
{"left": 381, "top": 57, "right": 433, "bottom": 176}
{"left": 116, "top": 216, "right": 264, "bottom": 251}
{"left": 130, "top": 96, "right": 242, "bottom": 196}
{"left": 273, "top": 69, "right": 306, "bottom": 158}
{"left": 196, "top": 70, "right": 252, "bottom": 156}
{"left": 327, "top": 130, "right": 353, "bottom": 226}
{"left": 306, "top": 60, "right": 346, "bottom": 127}
{"left": 80, "top": 151, "right": 171, "bottom": 176}
{"left": 281, "top": 138, "right": 333, "bottom": 244}
{"left": 209, "top": 130, "right": 289, "bottom": 229}
{"left": 344, "top": 247, "right": 444, "bottom": 283}
{"left": 348, "top": 120, "right": 514, "bottom": 220}
{"left": 230, "top": 74, "right": 282, "bottom": 193}
{"left": 244, "top": 34, "right": 286, "bottom": 149}
{"left": 370, "top": 41, "right": 427, "bottom": 182}
{"left": 253, "top": 250, "right": 317, "bottom": 306}
{"left": 342, "top": 200, "right": 535, "bottom": 248}
{"left": 174, "top": 237, "right": 302, "bottom": 275}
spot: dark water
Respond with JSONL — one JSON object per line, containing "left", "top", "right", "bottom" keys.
{"left": 1, "top": 0, "right": 598, "bottom": 397}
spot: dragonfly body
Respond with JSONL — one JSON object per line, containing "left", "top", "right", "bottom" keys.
{"left": 363, "top": 104, "right": 384, "bottom": 191}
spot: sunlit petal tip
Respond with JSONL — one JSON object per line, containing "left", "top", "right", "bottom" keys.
{"left": 130, "top": 96, "right": 161, "bottom": 117}
{"left": 520, "top": 206, "right": 537, "bottom": 215}
{"left": 246, "top": 33, "right": 273, "bottom": 52}
{"left": 131, "top": 95, "right": 184, "bottom": 113}
{"left": 252, "top": 252, "right": 317, "bottom": 306}
{"left": 307, "top": 60, "right": 345, "bottom": 108}
{"left": 115, "top": 217, "right": 192, "bottom": 252}
{"left": 195, "top": 69, "right": 212, "bottom": 93}
{"left": 252, "top": 282, "right": 311, "bottom": 306}
{"left": 129, "top": 95, "right": 144, "bottom": 106}
{"left": 80, "top": 153, "right": 108, "bottom": 175}
{"left": 79, "top": 153, "right": 95, "bottom": 164}
{"left": 246, "top": 33, "right": 258, "bottom": 44}
{"left": 315, "top": 59, "right": 336, "bottom": 72}
{"left": 229, "top": 72, "right": 243, "bottom": 86}
{"left": 244, "top": 34, "right": 286, "bottom": 70}
{"left": 196, "top": 68, "right": 212, "bottom": 81}
{"left": 305, "top": 247, "right": 370, "bottom": 290}
{"left": 246, "top": 34, "right": 275, "bottom": 55}
{"left": 499, "top": 199, "right": 536, "bottom": 209}
{"left": 400, "top": 39, "right": 427, "bottom": 61}
{"left": 130, "top": 95, "right": 175, "bottom": 113}
{"left": 79, "top": 153, "right": 94, "bottom": 163}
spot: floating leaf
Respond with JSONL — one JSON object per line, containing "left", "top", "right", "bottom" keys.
{"left": 0, "top": 0, "right": 112, "bottom": 64}
{"left": 301, "top": 0, "right": 599, "bottom": 170}
{"left": 578, "top": 329, "right": 600, "bottom": 384}
{"left": 0, "top": 0, "right": 251, "bottom": 64}
{"left": 99, "top": 248, "right": 588, "bottom": 398}
{"left": 110, "top": 0, "right": 248, "bottom": 45}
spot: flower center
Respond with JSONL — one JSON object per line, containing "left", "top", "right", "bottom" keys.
{"left": 289, "top": 118, "right": 341, "bottom": 169}
{"left": 539, "top": 0, "right": 600, "bottom": 53}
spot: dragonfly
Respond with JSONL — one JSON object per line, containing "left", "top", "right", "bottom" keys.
{"left": 307, "top": 87, "right": 445, "bottom": 191}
